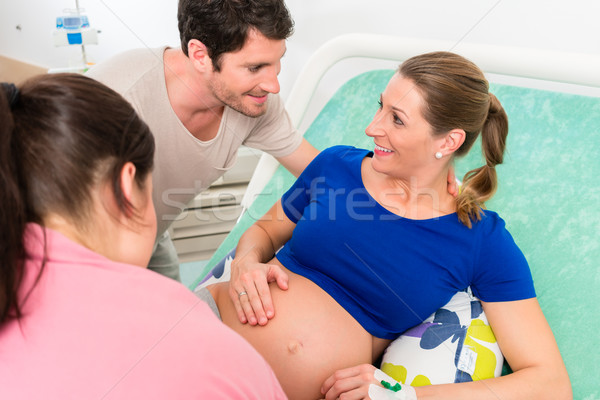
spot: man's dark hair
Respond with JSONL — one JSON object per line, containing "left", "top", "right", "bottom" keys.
{"left": 178, "top": 0, "right": 294, "bottom": 71}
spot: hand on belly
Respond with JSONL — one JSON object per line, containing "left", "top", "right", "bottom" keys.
{"left": 214, "top": 264, "right": 375, "bottom": 400}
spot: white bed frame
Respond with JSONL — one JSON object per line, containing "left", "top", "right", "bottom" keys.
{"left": 241, "top": 33, "right": 600, "bottom": 212}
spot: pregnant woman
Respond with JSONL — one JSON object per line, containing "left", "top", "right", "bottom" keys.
{"left": 207, "top": 51, "right": 571, "bottom": 400}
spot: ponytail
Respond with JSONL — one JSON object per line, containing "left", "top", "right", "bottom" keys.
{"left": 399, "top": 52, "right": 510, "bottom": 227}
{"left": 0, "top": 83, "right": 28, "bottom": 323}
{"left": 456, "top": 93, "right": 509, "bottom": 227}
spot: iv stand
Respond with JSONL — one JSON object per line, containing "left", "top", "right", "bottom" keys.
{"left": 74, "top": 0, "right": 88, "bottom": 67}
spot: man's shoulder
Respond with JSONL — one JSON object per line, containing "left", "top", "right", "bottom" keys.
{"left": 91, "top": 47, "right": 166, "bottom": 69}
{"left": 86, "top": 47, "right": 167, "bottom": 92}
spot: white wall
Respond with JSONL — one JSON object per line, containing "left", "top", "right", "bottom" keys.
{"left": 2, "top": 0, "right": 599, "bottom": 100}
{"left": 0, "top": 0, "right": 180, "bottom": 70}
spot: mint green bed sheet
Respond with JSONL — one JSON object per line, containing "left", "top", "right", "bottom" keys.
{"left": 192, "top": 70, "right": 600, "bottom": 398}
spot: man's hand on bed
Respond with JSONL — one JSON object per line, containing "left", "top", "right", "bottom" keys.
{"left": 229, "top": 260, "right": 289, "bottom": 326}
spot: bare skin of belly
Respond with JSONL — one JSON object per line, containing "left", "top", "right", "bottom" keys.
{"left": 209, "top": 258, "right": 391, "bottom": 400}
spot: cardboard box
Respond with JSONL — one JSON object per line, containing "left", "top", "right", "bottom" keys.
{"left": 0, "top": 55, "right": 48, "bottom": 85}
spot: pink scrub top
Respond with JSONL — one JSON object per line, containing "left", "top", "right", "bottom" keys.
{"left": 0, "top": 224, "right": 286, "bottom": 399}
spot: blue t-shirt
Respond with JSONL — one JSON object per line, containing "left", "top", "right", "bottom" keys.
{"left": 276, "top": 146, "right": 535, "bottom": 339}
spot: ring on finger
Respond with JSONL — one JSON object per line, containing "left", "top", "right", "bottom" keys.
{"left": 238, "top": 291, "right": 248, "bottom": 297}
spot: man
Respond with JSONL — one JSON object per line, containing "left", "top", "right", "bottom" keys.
{"left": 87, "top": 0, "right": 319, "bottom": 281}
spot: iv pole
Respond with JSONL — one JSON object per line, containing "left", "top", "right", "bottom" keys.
{"left": 48, "top": 0, "right": 98, "bottom": 73}
{"left": 74, "top": 0, "right": 88, "bottom": 67}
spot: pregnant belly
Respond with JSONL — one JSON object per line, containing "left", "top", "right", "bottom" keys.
{"left": 213, "top": 260, "right": 378, "bottom": 400}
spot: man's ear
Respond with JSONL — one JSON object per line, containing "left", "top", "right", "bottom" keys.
{"left": 187, "top": 39, "right": 212, "bottom": 71}
{"left": 439, "top": 129, "right": 466, "bottom": 154}
{"left": 120, "top": 162, "right": 137, "bottom": 210}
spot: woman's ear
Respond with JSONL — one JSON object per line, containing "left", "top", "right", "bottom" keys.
{"left": 119, "top": 162, "right": 137, "bottom": 209}
{"left": 439, "top": 129, "right": 466, "bottom": 154}
{"left": 187, "top": 39, "right": 212, "bottom": 71}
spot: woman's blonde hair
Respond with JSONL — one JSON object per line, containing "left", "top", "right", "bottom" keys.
{"left": 399, "top": 51, "right": 509, "bottom": 227}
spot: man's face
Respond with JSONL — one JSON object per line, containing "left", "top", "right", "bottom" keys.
{"left": 207, "top": 29, "right": 286, "bottom": 117}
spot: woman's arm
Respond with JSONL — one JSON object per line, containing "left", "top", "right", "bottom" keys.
{"left": 228, "top": 199, "right": 297, "bottom": 326}
{"left": 417, "top": 298, "right": 571, "bottom": 399}
{"left": 321, "top": 298, "right": 571, "bottom": 399}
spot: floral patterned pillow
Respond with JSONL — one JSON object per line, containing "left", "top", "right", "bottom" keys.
{"left": 380, "top": 290, "right": 504, "bottom": 386}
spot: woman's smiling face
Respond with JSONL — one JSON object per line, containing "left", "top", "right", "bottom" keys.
{"left": 365, "top": 73, "right": 439, "bottom": 178}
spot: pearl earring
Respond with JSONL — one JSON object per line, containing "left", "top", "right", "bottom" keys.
{"left": 435, "top": 152, "right": 443, "bottom": 159}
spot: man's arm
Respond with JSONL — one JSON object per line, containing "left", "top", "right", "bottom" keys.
{"left": 275, "top": 138, "right": 319, "bottom": 177}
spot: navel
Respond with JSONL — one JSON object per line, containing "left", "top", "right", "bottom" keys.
{"left": 287, "top": 339, "right": 304, "bottom": 355}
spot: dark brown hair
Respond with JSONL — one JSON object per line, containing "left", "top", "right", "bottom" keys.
{"left": 400, "top": 51, "right": 509, "bottom": 227}
{"left": 177, "top": 0, "right": 294, "bottom": 71}
{"left": 0, "top": 73, "right": 155, "bottom": 323}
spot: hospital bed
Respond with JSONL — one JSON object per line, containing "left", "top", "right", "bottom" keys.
{"left": 189, "top": 34, "right": 600, "bottom": 398}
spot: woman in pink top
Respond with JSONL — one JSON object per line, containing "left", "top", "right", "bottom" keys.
{"left": 0, "top": 74, "right": 285, "bottom": 399}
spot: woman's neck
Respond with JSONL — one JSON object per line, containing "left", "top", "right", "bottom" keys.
{"left": 362, "top": 158, "right": 456, "bottom": 220}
